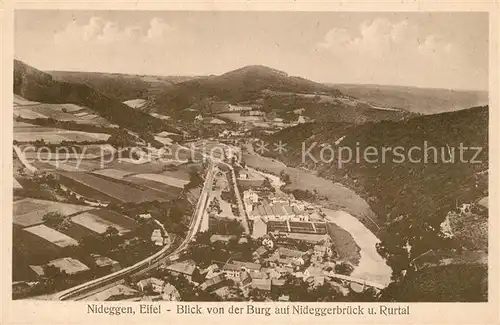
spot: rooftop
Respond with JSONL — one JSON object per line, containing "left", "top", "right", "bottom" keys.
{"left": 251, "top": 278, "right": 271, "bottom": 291}
{"left": 48, "top": 257, "right": 90, "bottom": 275}
{"left": 166, "top": 260, "right": 197, "bottom": 276}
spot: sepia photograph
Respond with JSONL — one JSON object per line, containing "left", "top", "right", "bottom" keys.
{"left": 11, "top": 10, "right": 489, "bottom": 304}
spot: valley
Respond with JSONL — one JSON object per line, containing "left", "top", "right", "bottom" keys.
{"left": 11, "top": 59, "right": 488, "bottom": 303}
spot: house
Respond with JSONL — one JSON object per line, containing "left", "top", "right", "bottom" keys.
{"left": 162, "top": 283, "right": 181, "bottom": 301}
{"left": 248, "top": 110, "right": 265, "bottom": 116}
{"left": 137, "top": 277, "right": 165, "bottom": 293}
{"left": 151, "top": 229, "right": 163, "bottom": 246}
{"left": 249, "top": 271, "right": 269, "bottom": 280}
{"left": 271, "top": 279, "right": 286, "bottom": 288}
{"left": 267, "top": 247, "right": 307, "bottom": 267}
{"left": 222, "top": 263, "right": 241, "bottom": 279}
{"left": 165, "top": 260, "right": 197, "bottom": 281}
{"left": 92, "top": 254, "right": 121, "bottom": 273}
{"left": 303, "top": 266, "right": 325, "bottom": 286}
{"left": 297, "top": 116, "right": 306, "bottom": 124}
{"left": 252, "top": 246, "right": 268, "bottom": 260}
{"left": 278, "top": 294, "right": 290, "bottom": 302}
{"left": 244, "top": 189, "right": 259, "bottom": 204}
{"left": 210, "top": 234, "right": 236, "bottom": 243}
{"left": 239, "top": 271, "right": 253, "bottom": 288}
{"left": 229, "top": 104, "right": 252, "bottom": 112}
{"left": 209, "top": 118, "right": 227, "bottom": 125}
{"left": 29, "top": 265, "right": 46, "bottom": 278}
{"left": 200, "top": 274, "right": 226, "bottom": 291}
{"left": 138, "top": 213, "right": 152, "bottom": 220}
{"left": 200, "top": 264, "right": 221, "bottom": 279}
{"left": 238, "top": 172, "right": 249, "bottom": 180}
{"left": 251, "top": 278, "right": 272, "bottom": 291}
{"left": 231, "top": 260, "right": 262, "bottom": 273}
{"left": 276, "top": 266, "right": 294, "bottom": 277}
{"left": 43, "top": 257, "right": 90, "bottom": 276}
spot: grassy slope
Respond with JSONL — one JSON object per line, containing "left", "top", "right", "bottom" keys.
{"left": 14, "top": 60, "right": 169, "bottom": 134}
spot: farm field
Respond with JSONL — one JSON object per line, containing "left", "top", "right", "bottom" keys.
{"left": 56, "top": 221, "right": 98, "bottom": 241}
{"left": 103, "top": 160, "right": 166, "bottom": 174}
{"left": 13, "top": 198, "right": 93, "bottom": 227}
{"left": 23, "top": 224, "right": 79, "bottom": 248}
{"left": 123, "top": 99, "right": 146, "bottom": 108}
{"left": 57, "top": 171, "right": 168, "bottom": 203}
{"left": 13, "top": 226, "right": 63, "bottom": 280}
{"left": 14, "top": 122, "right": 111, "bottom": 144}
{"left": 133, "top": 173, "right": 189, "bottom": 188}
{"left": 91, "top": 168, "right": 134, "bottom": 179}
{"left": 14, "top": 103, "right": 111, "bottom": 126}
{"left": 14, "top": 94, "right": 39, "bottom": 106}
{"left": 124, "top": 176, "right": 182, "bottom": 199}
{"left": 90, "top": 209, "right": 139, "bottom": 231}
{"left": 70, "top": 210, "right": 136, "bottom": 235}
{"left": 150, "top": 112, "right": 170, "bottom": 120}
{"left": 217, "top": 113, "right": 262, "bottom": 123}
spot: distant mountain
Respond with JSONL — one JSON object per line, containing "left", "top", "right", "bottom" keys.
{"left": 149, "top": 65, "right": 343, "bottom": 112}
{"left": 49, "top": 71, "right": 202, "bottom": 102}
{"left": 147, "top": 65, "right": 413, "bottom": 123}
{"left": 14, "top": 60, "right": 171, "bottom": 133}
{"left": 266, "top": 105, "right": 488, "bottom": 301}
{"left": 331, "top": 84, "right": 488, "bottom": 114}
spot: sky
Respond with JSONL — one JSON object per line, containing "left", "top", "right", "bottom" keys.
{"left": 15, "top": 11, "right": 489, "bottom": 91}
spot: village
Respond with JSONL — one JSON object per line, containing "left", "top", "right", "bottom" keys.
{"left": 86, "top": 152, "right": 377, "bottom": 302}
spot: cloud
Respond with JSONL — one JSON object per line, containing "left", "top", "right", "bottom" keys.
{"left": 147, "top": 18, "right": 175, "bottom": 40}
{"left": 317, "top": 18, "right": 452, "bottom": 59}
{"left": 54, "top": 16, "right": 175, "bottom": 45}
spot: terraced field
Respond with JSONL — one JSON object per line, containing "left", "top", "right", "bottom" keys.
{"left": 14, "top": 103, "right": 110, "bottom": 126}
{"left": 70, "top": 210, "right": 136, "bottom": 235}
{"left": 133, "top": 173, "right": 189, "bottom": 188}
{"left": 14, "top": 122, "right": 111, "bottom": 144}
{"left": 13, "top": 198, "right": 93, "bottom": 227}
{"left": 56, "top": 171, "right": 169, "bottom": 203}
{"left": 24, "top": 224, "right": 79, "bottom": 248}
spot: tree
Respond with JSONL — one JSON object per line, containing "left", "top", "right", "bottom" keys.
{"left": 335, "top": 262, "right": 354, "bottom": 276}
{"left": 42, "top": 212, "right": 71, "bottom": 231}
{"left": 104, "top": 226, "right": 119, "bottom": 237}
{"left": 279, "top": 171, "right": 291, "bottom": 185}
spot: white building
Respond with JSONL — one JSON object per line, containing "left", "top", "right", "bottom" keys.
{"left": 151, "top": 229, "right": 163, "bottom": 246}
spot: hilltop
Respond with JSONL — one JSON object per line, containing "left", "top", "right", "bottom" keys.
{"left": 14, "top": 60, "right": 172, "bottom": 133}
{"left": 146, "top": 65, "right": 413, "bottom": 123}
{"left": 49, "top": 70, "right": 202, "bottom": 102}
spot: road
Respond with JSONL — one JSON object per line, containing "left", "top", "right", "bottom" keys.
{"left": 13, "top": 145, "right": 37, "bottom": 173}
{"left": 55, "top": 161, "right": 216, "bottom": 301}
{"left": 323, "top": 272, "right": 385, "bottom": 290}
{"left": 219, "top": 161, "right": 250, "bottom": 234}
